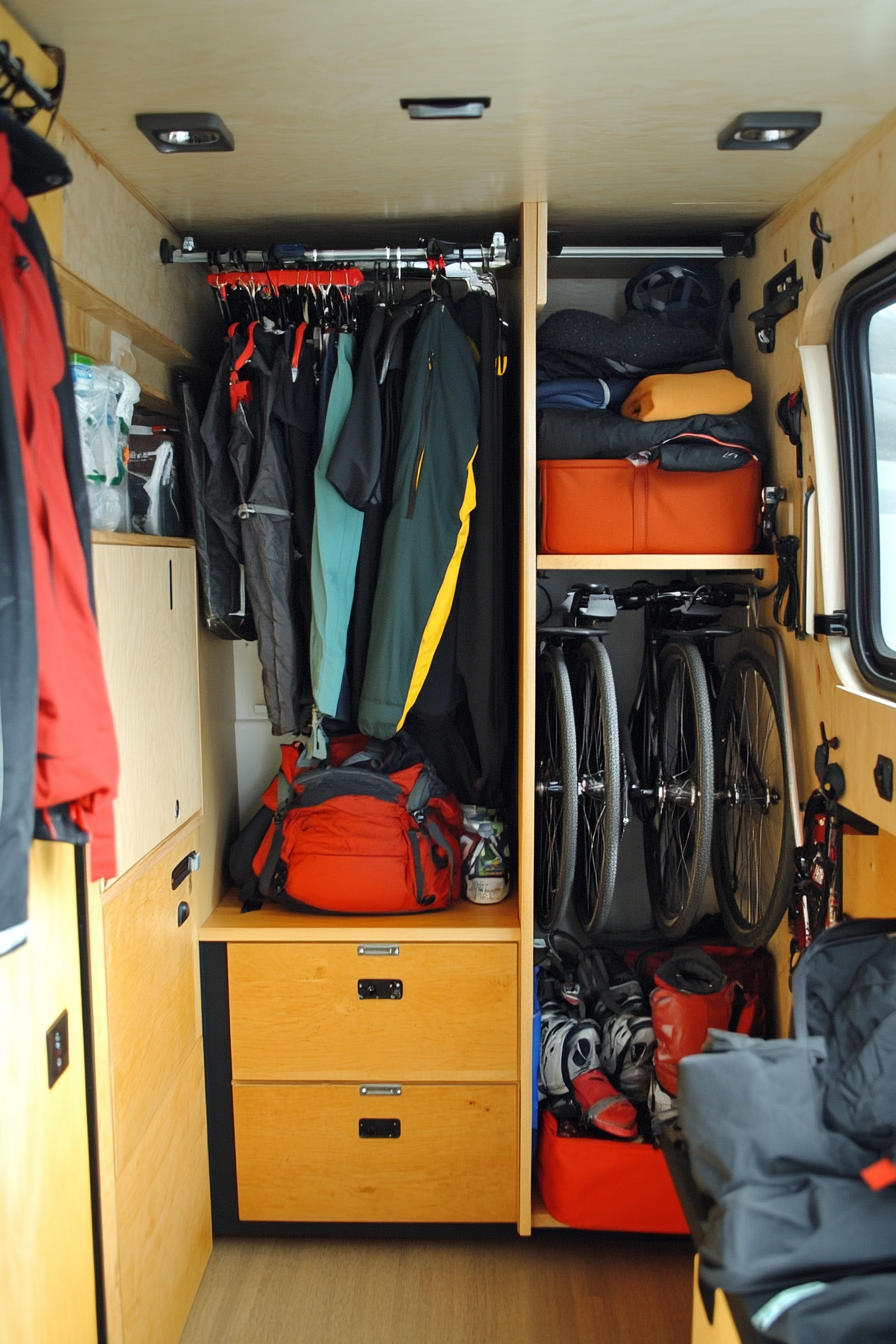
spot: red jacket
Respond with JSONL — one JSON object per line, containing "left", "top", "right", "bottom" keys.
{"left": 0, "top": 133, "right": 118, "bottom": 879}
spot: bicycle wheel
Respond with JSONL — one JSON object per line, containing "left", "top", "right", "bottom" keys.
{"left": 643, "top": 638, "right": 714, "bottom": 940}
{"left": 572, "top": 637, "right": 622, "bottom": 936}
{"left": 535, "top": 645, "right": 578, "bottom": 932}
{"left": 711, "top": 646, "right": 795, "bottom": 948}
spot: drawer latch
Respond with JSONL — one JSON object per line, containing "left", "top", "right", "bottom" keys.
{"left": 357, "top": 944, "right": 399, "bottom": 956}
{"left": 358, "top": 979, "right": 403, "bottom": 1000}
{"left": 359, "top": 1119, "right": 401, "bottom": 1139}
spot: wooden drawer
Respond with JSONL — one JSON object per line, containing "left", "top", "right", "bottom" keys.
{"left": 228, "top": 942, "right": 518, "bottom": 1082}
{"left": 232, "top": 1082, "right": 518, "bottom": 1222}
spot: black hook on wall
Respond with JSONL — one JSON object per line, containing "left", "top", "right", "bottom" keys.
{"left": 810, "top": 210, "right": 832, "bottom": 280}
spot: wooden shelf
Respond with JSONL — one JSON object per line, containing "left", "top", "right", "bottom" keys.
{"left": 531, "top": 1184, "right": 568, "bottom": 1229}
{"left": 91, "top": 532, "right": 195, "bottom": 549}
{"left": 537, "top": 553, "right": 776, "bottom": 576}
{"left": 200, "top": 889, "right": 521, "bottom": 943}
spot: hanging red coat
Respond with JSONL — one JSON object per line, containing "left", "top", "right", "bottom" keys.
{"left": 0, "top": 130, "right": 119, "bottom": 882}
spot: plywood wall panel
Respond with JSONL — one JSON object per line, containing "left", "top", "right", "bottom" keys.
{"left": 724, "top": 106, "right": 896, "bottom": 1019}
{"left": 51, "top": 121, "right": 212, "bottom": 360}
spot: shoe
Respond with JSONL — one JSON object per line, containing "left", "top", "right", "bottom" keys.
{"left": 538, "top": 1000, "right": 603, "bottom": 1102}
{"left": 599, "top": 1009, "right": 656, "bottom": 1103}
{"left": 572, "top": 1068, "right": 639, "bottom": 1140}
{"left": 648, "top": 1069, "right": 678, "bottom": 1139}
{"left": 577, "top": 948, "right": 656, "bottom": 1102}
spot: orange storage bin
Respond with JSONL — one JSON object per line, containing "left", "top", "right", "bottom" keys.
{"left": 537, "top": 1110, "right": 689, "bottom": 1233}
{"left": 538, "top": 457, "right": 762, "bottom": 554}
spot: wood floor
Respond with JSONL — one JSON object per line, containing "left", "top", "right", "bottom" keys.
{"left": 178, "top": 1231, "right": 693, "bottom": 1344}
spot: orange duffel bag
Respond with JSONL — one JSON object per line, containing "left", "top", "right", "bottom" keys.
{"left": 538, "top": 454, "right": 762, "bottom": 554}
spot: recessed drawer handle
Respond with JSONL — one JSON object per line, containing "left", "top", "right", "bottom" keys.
{"left": 358, "top": 979, "right": 402, "bottom": 1000}
{"left": 357, "top": 944, "right": 399, "bottom": 956}
{"left": 359, "top": 1085, "right": 402, "bottom": 1096}
{"left": 359, "top": 1119, "right": 401, "bottom": 1139}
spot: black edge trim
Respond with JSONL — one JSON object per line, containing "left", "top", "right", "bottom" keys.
{"left": 199, "top": 943, "right": 241, "bottom": 1232}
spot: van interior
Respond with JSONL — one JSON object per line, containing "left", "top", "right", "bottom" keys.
{"left": 3, "top": 4, "right": 896, "bottom": 1343}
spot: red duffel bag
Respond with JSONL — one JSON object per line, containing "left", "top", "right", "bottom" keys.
{"left": 650, "top": 949, "right": 762, "bottom": 1095}
{"left": 249, "top": 734, "right": 464, "bottom": 915}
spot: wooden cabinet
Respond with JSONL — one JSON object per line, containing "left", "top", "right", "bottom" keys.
{"left": 92, "top": 536, "right": 202, "bottom": 879}
{"left": 200, "top": 895, "right": 523, "bottom": 1227}
{"left": 87, "top": 537, "right": 211, "bottom": 1344}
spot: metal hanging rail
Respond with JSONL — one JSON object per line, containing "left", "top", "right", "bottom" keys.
{"left": 551, "top": 245, "right": 725, "bottom": 259}
{"left": 160, "top": 232, "right": 510, "bottom": 270}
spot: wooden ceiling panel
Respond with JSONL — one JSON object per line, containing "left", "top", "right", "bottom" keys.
{"left": 11, "top": 0, "right": 896, "bottom": 242}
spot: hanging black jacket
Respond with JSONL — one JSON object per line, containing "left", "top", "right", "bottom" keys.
{"left": 408, "top": 291, "right": 510, "bottom": 806}
{"left": 358, "top": 298, "right": 480, "bottom": 740}
{"left": 175, "top": 367, "right": 256, "bottom": 640}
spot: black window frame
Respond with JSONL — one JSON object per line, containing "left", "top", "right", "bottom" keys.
{"left": 832, "top": 251, "right": 896, "bottom": 695}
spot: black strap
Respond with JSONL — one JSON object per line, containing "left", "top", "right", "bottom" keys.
{"left": 257, "top": 772, "right": 292, "bottom": 897}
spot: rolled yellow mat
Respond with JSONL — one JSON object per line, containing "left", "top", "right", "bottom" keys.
{"left": 621, "top": 369, "right": 752, "bottom": 421}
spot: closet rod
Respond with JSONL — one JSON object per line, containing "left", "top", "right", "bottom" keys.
{"left": 552, "top": 246, "right": 724, "bottom": 260}
{"left": 160, "top": 231, "right": 509, "bottom": 269}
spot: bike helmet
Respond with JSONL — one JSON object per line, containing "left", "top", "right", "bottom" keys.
{"left": 624, "top": 261, "right": 724, "bottom": 322}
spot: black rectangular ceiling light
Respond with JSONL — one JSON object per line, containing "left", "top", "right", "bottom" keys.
{"left": 136, "top": 112, "right": 234, "bottom": 152}
{"left": 718, "top": 111, "right": 821, "bottom": 150}
{"left": 400, "top": 97, "right": 490, "bottom": 120}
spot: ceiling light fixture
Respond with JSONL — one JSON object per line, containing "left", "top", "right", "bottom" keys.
{"left": 135, "top": 112, "right": 234, "bottom": 153}
{"left": 400, "top": 97, "right": 490, "bottom": 120}
{"left": 717, "top": 111, "right": 821, "bottom": 151}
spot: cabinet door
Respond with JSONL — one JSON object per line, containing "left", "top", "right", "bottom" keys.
{"left": 93, "top": 542, "right": 202, "bottom": 876}
{"left": 102, "top": 836, "right": 211, "bottom": 1344}
{"left": 0, "top": 844, "right": 97, "bottom": 1344}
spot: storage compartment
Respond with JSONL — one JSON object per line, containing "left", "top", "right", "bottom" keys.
{"left": 536, "top": 1111, "right": 687, "bottom": 1234}
{"left": 538, "top": 456, "right": 762, "bottom": 555}
{"left": 232, "top": 1082, "right": 519, "bottom": 1221}
{"left": 228, "top": 942, "right": 518, "bottom": 1081}
{"left": 92, "top": 538, "right": 202, "bottom": 877}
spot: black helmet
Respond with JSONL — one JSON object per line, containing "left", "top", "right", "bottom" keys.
{"left": 625, "top": 261, "right": 723, "bottom": 323}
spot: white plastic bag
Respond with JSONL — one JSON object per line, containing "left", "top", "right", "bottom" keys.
{"left": 71, "top": 359, "right": 141, "bottom": 531}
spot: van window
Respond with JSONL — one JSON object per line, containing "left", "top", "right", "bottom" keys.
{"left": 833, "top": 253, "right": 896, "bottom": 694}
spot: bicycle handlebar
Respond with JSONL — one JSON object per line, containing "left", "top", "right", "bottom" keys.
{"left": 612, "top": 579, "right": 751, "bottom": 611}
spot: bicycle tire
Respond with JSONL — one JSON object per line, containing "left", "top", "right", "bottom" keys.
{"left": 534, "top": 645, "right": 578, "bottom": 932}
{"left": 643, "top": 637, "right": 714, "bottom": 940}
{"left": 711, "top": 646, "right": 796, "bottom": 948}
{"left": 572, "top": 636, "right": 622, "bottom": 936}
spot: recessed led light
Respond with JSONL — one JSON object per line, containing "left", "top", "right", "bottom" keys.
{"left": 400, "top": 97, "right": 490, "bottom": 120}
{"left": 717, "top": 111, "right": 821, "bottom": 151}
{"left": 135, "top": 113, "right": 234, "bottom": 153}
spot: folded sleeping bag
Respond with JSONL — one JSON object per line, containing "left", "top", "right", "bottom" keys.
{"left": 621, "top": 369, "right": 753, "bottom": 421}
{"left": 536, "top": 306, "right": 726, "bottom": 382}
{"left": 536, "top": 408, "right": 769, "bottom": 472}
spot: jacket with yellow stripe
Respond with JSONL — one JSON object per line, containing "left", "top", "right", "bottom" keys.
{"left": 358, "top": 298, "right": 480, "bottom": 740}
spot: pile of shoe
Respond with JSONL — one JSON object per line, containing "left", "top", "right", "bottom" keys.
{"left": 537, "top": 946, "right": 656, "bottom": 1141}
